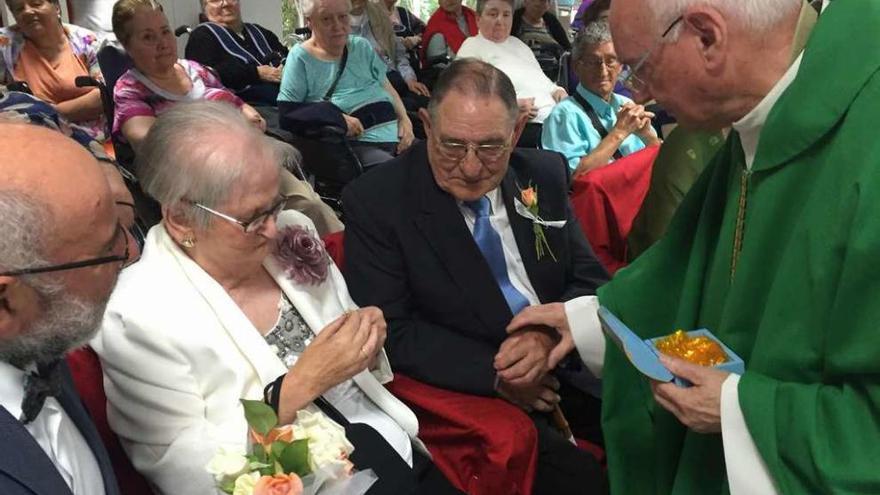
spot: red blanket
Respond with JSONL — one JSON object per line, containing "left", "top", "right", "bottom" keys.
{"left": 387, "top": 374, "right": 539, "bottom": 495}
{"left": 570, "top": 145, "right": 660, "bottom": 275}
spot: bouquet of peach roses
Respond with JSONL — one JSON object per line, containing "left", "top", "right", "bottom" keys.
{"left": 206, "top": 400, "right": 377, "bottom": 495}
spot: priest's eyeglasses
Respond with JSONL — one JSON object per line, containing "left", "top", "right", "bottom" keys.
{"left": 619, "top": 15, "right": 684, "bottom": 93}
{"left": 189, "top": 195, "right": 290, "bottom": 234}
{"left": 0, "top": 223, "right": 132, "bottom": 277}
{"left": 437, "top": 139, "right": 512, "bottom": 163}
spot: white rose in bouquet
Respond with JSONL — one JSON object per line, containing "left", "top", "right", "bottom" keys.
{"left": 206, "top": 447, "right": 250, "bottom": 486}
{"left": 292, "top": 410, "right": 354, "bottom": 476}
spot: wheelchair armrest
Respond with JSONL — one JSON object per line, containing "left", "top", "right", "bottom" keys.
{"left": 7, "top": 81, "right": 33, "bottom": 94}
{"left": 75, "top": 76, "right": 101, "bottom": 88}
{"left": 174, "top": 25, "right": 192, "bottom": 37}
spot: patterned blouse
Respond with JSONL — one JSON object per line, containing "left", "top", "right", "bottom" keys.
{"left": 0, "top": 23, "right": 107, "bottom": 141}
{"left": 112, "top": 58, "right": 244, "bottom": 142}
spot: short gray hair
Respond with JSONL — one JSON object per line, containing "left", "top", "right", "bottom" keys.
{"left": 135, "top": 101, "right": 281, "bottom": 229}
{"left": 428, "top": 58, "right": 519, "bottom": 126}
{"left": 647, "top": 0, "right": 802, "bottom": 38}
{"left": 301, "top": 0, "right": 352, "bottom": 19}
{"left": 0, "top": 189, "right": 52, "bottom": 276}
{"left": 573, "top": 19, "right": 612, "bottom": 63}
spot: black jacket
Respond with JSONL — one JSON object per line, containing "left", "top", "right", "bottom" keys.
{"left": 185, "top": 23, "right": 287, "bottom": 92}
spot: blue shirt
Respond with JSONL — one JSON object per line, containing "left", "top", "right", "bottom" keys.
{"left": 541, "top": 85, "right": 647, "bottom": 171}
{"left": 278, "top": 35, "right": 397, "bottom": 143}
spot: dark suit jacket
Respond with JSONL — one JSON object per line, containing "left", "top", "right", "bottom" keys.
{"left": 343, "top": 142, "right": 608, "bottom": 396}
{"left": 0, "top": 361, "right": 120, "bottom": 495}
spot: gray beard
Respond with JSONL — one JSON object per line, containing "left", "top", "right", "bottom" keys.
{"left": 0, "top": 278, "right": 108, "bottom": 368}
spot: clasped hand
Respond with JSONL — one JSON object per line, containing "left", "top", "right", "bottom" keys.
{"left": 493, "top": 326, "right": 559, "bottom": 412}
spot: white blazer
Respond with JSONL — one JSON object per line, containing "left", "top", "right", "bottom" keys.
{"left": 92, "top": 211, "right": 424, "bottom": 495}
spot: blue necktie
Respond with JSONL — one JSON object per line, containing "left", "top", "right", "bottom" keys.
{"left": 465, "top": 196, "right": 531, "bottom": 315}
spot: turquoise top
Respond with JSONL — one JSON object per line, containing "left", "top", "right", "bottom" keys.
{"left": 279, "top": 35, "right": 397, "bottom": 143}
{"left": 541, "top": 84, "right": 647, "bottom": 171}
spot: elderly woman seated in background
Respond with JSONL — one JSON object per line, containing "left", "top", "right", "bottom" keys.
{"left": 511, "top": 0, "right": 571, "bottom": 52}
{"left": 383, "top": 0, "right": 424, "bottom": 59}
{"left": 94, "top": 101, "right": 460, "bottom": 494}
{"left": 421, "top": 0, "right": 476, "bottom": 65}
{"left": 456, "top": 0, "right": 566, "bottom": 147}
{"left": 278, "top": 0, "right": 413, "bottom": 167}
{"left": 185, "top": 0, "right": 288, "bottom": 106}
{"left": 542, "top": 20, "right": 659, "bottom": 176}
{"left": 0, "top": 0, "right": 107, "bottom": 141}
{"left": 110, "top": 0, "right": 265, "bottom": 150}
{"left": 349, "top": 0, "right": 429, "bottom": 110}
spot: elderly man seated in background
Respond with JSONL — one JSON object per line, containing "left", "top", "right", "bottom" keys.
{"left": 0, "top": 0, "right": 107, "bottom": 142}
{"left": 278, "top": 0, "right": 414, "bottom": 168}
{"left": 94, "top": 101, "right": 460, "bottom": 494}
{"left": 185, "top": 0, "right": 288, "bottom": 106}
{"left": 457, "top": 0, "right": 567, "bottom": 147}
{"left": 542, "top": 19, "right": 659, "bottom": 176}
{"left": 343, "top": 59, "right": 608, "bottom": 495}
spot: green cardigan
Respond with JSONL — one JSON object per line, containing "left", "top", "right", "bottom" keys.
{"left": 598, "top": 0, "right": 880, "bottom": 493}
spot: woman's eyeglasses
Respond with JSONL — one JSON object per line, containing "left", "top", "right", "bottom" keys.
{"left": 189, "top": 196, "right": 291, "bottom": 234}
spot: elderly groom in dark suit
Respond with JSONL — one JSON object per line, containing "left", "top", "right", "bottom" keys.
{"left": 343, "top": 59, "right": 609, "bottom": 494}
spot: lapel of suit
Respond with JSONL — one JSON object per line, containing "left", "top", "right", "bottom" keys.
{"left": 500, "top": 157, "right": 559, "bottom": 303}
{"left": 0, "top": 406, "right": 74, "bottom": 495}
{"left": 411, "top": 154, "right": 513, "bottom": 335}
{"left": 54, "top": 362, "right": 119, "bottom": 495}
{"left": 158, "top": 226, "right": 287, "bottom": 387}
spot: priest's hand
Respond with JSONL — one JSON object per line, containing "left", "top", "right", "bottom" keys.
{"left": 650, "top": 354, "right": 730, "bottom": 433}
{"left": 497, "top": 374, "right": 561, "bottom": 413}
{"left": 494, "top": 328, "right": 554, "bottom": 387}
{"left": 506, "top": 303, "right": 575, "bottom": 370}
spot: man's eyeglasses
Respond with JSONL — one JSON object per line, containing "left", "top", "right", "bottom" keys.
{"left": 0, "top": 223, "right": 132, "bottom": 277}
{"left": 437, "top": 139, "right": 512, "bottom": 163}
{"left": 619, "top": 15, "right": 684, "bottom": 93}
{"left": 189, "top": 196, "right": 290, "bottom": 234}
{"left": 580, "top": 56, "right": 621, "bottom": 71}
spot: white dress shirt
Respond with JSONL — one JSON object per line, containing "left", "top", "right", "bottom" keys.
{"left": 563, "top": 23, "right": 820, "bottom": 493}
{"left": 0, "top": 361, "right": 106, "bottom": 495}
{"left": 458, "top": 187, "right": 541, "bottom": 305}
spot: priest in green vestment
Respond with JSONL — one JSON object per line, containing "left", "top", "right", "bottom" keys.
{"left": 507, "top": 0, "right": 880, "bottom": 493}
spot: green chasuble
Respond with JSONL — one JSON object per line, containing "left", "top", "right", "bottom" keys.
{"left": 598, "top": 1, "right": 880, "bottom": 493}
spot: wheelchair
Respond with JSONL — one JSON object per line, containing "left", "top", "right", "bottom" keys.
{"left": 76, "top": 40, "right": 163, "bottom": 234}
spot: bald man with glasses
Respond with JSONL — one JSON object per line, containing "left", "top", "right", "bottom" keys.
{"left": 0, "top": 123, "right": 130, "bottom": 494}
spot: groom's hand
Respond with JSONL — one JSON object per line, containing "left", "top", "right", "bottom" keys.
{"left": 494, "top": 328, "right": 554, "bottom": 387}
{"left": 507, "top": 303, "right": 575, "bottom": 369}
{"left": 497, "top": 374, "right": 561, "bottom": 413}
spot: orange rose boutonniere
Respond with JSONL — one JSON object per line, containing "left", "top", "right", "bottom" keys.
{"left": 517, "top": 182, "right": 558, "bottom": 261}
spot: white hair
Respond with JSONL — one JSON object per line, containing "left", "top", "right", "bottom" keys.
{"left": 135, "top": 101, "right": 281, "bottom": 229}
{"left": 300, "top": 0, "right": 353, "bottom": 19}
{"left": 648, "top": 0, "right": 802, "bottom": 37}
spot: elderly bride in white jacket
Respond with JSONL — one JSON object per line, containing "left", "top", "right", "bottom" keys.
{"left": 92, "top": 101, "right": 461, "bottom": 495}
